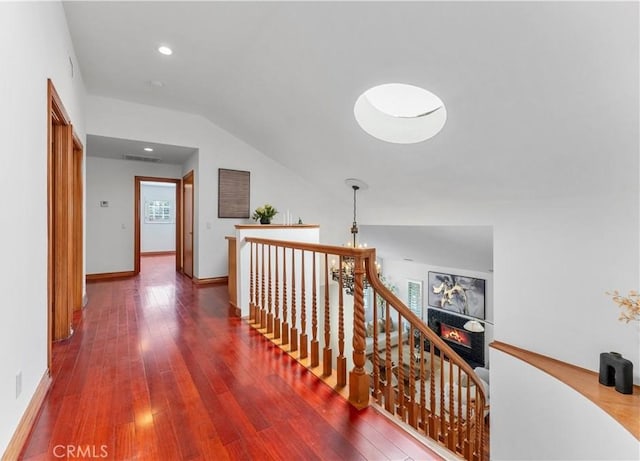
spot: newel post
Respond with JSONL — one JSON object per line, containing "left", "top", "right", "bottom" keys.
{"left": 349, "top": 254, "right": 370, "bottom": 409}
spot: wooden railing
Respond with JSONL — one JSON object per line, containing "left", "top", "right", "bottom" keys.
{"left": 244, "top": 237, "right": 488, "bottom": 461}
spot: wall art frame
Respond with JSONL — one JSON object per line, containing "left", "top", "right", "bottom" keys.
{"left": 218, "top": 168, "right": 250, "bottom": 218}
{"left": 427, "top": 271, "right": 485, "bottom": 320}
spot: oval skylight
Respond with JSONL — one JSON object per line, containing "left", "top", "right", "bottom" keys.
{"left": 354, "top": 83, "right": 446, "bottom": 144}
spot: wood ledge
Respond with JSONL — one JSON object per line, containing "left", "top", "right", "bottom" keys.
{"left": 491, "top": 341, "right": 640, "bottom": 440}
{"left": 234, "top": 224, "right": 319, "bottom": 229}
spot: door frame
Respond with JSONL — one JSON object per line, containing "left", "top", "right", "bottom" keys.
{"left": 182, "top": 170, "right": 195, "bottom": 278}
{"left": 47, "top": 80, "right": 83, "bottom": 369}
{"left": 134, "top": 176, "right": 182, "bottom": 275}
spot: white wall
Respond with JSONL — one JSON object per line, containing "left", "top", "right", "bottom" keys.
{"left": 357, "top": 195, "right": 639, "bottom": 383}
{"left": 86, "top": 157, "right": 181, "bottom": 274}
{"left": 141, "top": 183, "right": 176, "bottom": 253}
{"left": 358, "top": 192, "right": 639, "bottom": 455}
{"left": 492, "top": 196, "right": 639, "bottom": 384}
{"left": 85, "top": 96, "right": 351, "bottom": 279}
{"left": 0, "top": 2, "right": 86, "bottom": 455}
{"left": 491, "top": 349, "right": 639, "bottom": 460}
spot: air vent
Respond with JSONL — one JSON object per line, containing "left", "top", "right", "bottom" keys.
{"left": 123, "top": 154, "right": 160, "bottom": 163}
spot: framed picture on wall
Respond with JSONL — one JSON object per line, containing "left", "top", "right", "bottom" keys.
{"left": 427, "top": 271, "right": 485, "bottom": 319}
{"left": 218, "top": 168, "right": 250, "bottom": 218}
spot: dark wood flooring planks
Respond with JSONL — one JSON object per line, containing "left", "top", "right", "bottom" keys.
{"left": 20, "top": 255, "right": 443, "bottom": 460}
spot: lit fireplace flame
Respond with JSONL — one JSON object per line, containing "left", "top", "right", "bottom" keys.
{"left": 440, "top": 324, "right": 471, "bottom": 348}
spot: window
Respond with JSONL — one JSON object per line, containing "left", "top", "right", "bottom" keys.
{"left": 145, "top": 200, "right": 174, "bottom": 223}
{"left": 407, "top": 280, "right": 423, "bottom": 320}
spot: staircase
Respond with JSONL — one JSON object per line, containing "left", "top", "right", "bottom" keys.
{"left": 242, "top": 237, "right": 488, "bottom": 461}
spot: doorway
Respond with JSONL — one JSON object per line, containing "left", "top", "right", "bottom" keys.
{"left": 134, "top": 176, "right": 181, "bottom": 275}
{"left": 47, "top": 80, "right": 84, "bottom": 366}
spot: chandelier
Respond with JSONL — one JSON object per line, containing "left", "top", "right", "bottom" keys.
{"left": 331, "top": 179, "right": 379, "bottom": 295}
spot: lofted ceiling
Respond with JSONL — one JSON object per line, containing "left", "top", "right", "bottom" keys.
{"left": 63, "top": 1, "right": 638, "bottom": 208}
{"left": 64, "top": 2, "right": 637, "bottom": 264}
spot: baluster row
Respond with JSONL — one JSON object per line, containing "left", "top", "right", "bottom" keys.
{"left": 367, "top": 286, "right": 486, "bottom": 460}
{"left": 249, "top": 242, "right": 353, "bottom": 383}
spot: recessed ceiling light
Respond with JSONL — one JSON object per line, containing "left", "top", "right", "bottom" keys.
{"left": 158, "top": 46, "right": 173, "bottom": 56}
{"left": 354, "top": 83, "right": 446, "bottom": 144}
{"left": 144, "top": 147, "right": 154, "bottom": 152}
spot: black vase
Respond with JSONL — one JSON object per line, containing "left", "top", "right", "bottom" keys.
{"left": 260, "top": 217, "right": 270, "bottom": 225}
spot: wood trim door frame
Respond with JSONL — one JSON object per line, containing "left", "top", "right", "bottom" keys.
{"left": 47, "top": 80, "right": 83, "bottom": 369}
{"left": 72, "top": 134, "right": 84, "bottom": 311}
{"left": 182, "top": 170, "right": 195, "bottom": 279}
{"left": 134, "top": 176, "right": 182, "bottom": 275}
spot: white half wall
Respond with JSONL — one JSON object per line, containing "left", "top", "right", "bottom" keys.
{"left": 86, "top": 157, "right": 181, "bottom": 274}
{"left": 0, "top": 2, "right": 86, "bottom": 455}
{"left": 491, "top": 348, "right": 640, "bottom": 460}
{"left": 86, "top": 96, "right": 351, "bottom": 279}
{"left": 140, "top": 183, "right": 176, "bottom": 253}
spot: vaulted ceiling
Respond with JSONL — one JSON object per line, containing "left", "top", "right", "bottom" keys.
{"left": 64, "top": 1, "right": 638, "bottom": 211}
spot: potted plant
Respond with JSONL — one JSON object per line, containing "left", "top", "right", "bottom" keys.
{"left": 252, "top": 204, "right": 278, "bottom": 224}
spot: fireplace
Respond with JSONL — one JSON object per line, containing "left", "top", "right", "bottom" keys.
{"left": 424, "top": 308, "right": 485, "bottom": 368}
{"left": 440, "top": 323, "right": 472, "bottom": 349}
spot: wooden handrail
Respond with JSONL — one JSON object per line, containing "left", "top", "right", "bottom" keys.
{"left": 245, "top": 236, "right": 375, "bottom": 257}
{"left": 492, "top": 341, "right": 640, "bottom": 440}
{"left": 241, "top": 236, "right": 488, "bottom": 461}
{"left": 364, "top": 256, "right": 486, "bottom": 390}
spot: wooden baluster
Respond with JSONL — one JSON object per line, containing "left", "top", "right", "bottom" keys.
{"left": 439, "top": 349, "right": 446, "bottom": 442}
{"left": 383, "top": 301, "right": 394, "bottom": 413}
{"left": 396, "top": 310, "right": 405, "bottom": 420}
{"left": 419, "top": 332, "right": 427, "bottom": 434}
{"left": 290, "top": 248, "right": 298, "bottom": 352}
{"left": 267, "top": 245, "right": 273, "bottom": 334}
{"left": 348, "top": 254, "right": 368, "bottom": 408}
{"left": 282, "top": 247, "right": 289, "bottom": 346}
{"left": 474, "top": 387, "right": 484, "bottom": 461}
{"left": 322, "top": 254, "right": 332, "bottom": 376}
{"left": 455, "top": 367, "right": 463, "bottom": 453}
{"left": 447, "top": 358, "right": 455, "bottom": 450}
{"left": 253, "top": 242, "right": 259, "bottom": 323}
{"left": 428, "top": 344, "right": 436, "bottom": 440}
{"left": 260, "top": 244, "right": 266, "bottom": 329}
{"left": 372, "top": 289, "right": 381, "bottom": 403}
{"left": 310, "top": 252, "right": 319, "bottom": 367}
{"left": 466, "top": 375, "right": 473, "bottom": 460}
{"left": 336, "top": 256, "right": 346, "bottom": 387}
{"left": 274, "top": 244, "right": 281, "bottom": 340}
{"left": 408, "top": 324, "right": 417, "bottom": 428}
{"left": 299, "top": 250, "right": 308, "bottom": 359}
{"left": 249, "top": 242, "right": 255, "bottom": 323}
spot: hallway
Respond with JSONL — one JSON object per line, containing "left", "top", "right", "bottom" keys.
{"left": 20, "top": 255, "right": 442, "bottom": 460}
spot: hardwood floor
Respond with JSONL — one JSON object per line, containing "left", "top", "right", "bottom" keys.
{"left": 20, "top": 255, "right": 443, "bottom": 460}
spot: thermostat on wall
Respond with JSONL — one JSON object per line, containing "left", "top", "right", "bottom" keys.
{"left": 100, "top": 201, "right": 109, "bottom": 207}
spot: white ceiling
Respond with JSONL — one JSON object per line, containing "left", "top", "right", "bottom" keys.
{"left": 86, "top": 134, "right": 197, "bottom": 165}
{"left": 64, "top": 1, "right": 638, "bottom": 207}
{"left": 64, "top": 2, "right": 637, "bottom": 264}
{"left": 361, "top": 225, "right": 493, "bottom": 272}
